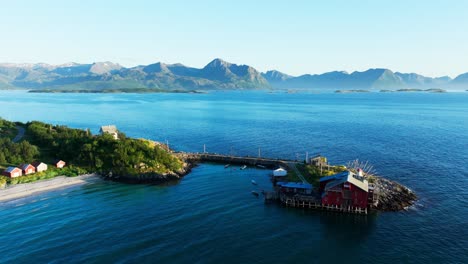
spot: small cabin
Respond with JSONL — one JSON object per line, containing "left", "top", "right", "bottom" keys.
{"left": 100, "top": 125, "right": 118, "bottom": 140}
{"left": 309, "top": 155, "right": 327, "bottom": 167}
{"left": 32, "top": 162, "right": 48, "bottom": 172}
{"left": 2, "top": 167, "right": 22, "bottom": 178}
{"left": 19, "top": 164, "right": 36, "bottom": 175}
{"left": 273, "top": 168, "right": 287, "bottom": 177}
{"left": 55, "top": 160, "right": 66, "bottom": 168}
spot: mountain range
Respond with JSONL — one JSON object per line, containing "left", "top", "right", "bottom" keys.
{"left": 0, "top": 59, "right": 466, "bottom": 91}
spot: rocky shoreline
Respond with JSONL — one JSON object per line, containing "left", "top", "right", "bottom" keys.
{"left": 1, "top": 160, "right": 417, "bottom": 213}
{"left": 102, "top": 160, "right": 196, "bottom": 184}
{"left": 106, "top": 156, "right": 418, "bottom": 213}
{"left": 372, "top": 177, "right": 417, "bottom": 211}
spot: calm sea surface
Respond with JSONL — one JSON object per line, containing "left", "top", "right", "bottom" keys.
{"left": 0, "top": 91, "right": 467, "bottom": 263}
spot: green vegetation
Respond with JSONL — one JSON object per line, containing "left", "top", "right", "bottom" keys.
{"left": 0, "top": 166, "right": 88, "bottom": 186}
{"left": 25, "top": 121, "right": 184, "bottom": 177}
{"left": 0, "top": 138, "right": 39, "bottom": 166}
{"left": 0, "top": 177, "right": 6, "bottom": 188}
{"left": 286, "top": 162, "right": 347, "bottom": 186}
{"left": 0, "top": 118, "right": 18, "bottom": 140}
{"left": 300, "top": 163, "right": 347, "bottom": 185}
{"left": 0, "top": 118, "right": 38, "bottom": 168}
{"left": 0, "top": 118, "right": 186, "bottom": 186}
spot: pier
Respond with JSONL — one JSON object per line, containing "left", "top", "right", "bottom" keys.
{"left": 176, "top": 152, "right": 301, "bottom": 170}
{"left": 175, "top": 152, "right": 369, "bottom": 215}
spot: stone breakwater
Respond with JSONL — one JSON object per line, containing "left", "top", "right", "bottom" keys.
{"left": 373, "top": 177, "right": 417, "bottom": 211}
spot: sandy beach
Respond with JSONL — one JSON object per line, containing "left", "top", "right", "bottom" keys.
{"left": 0, "top": 174, "right": 101, "bottom": 202}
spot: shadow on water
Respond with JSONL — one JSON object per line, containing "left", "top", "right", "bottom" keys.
{"left": 313, "top": 211, "right": 378, "bottom": 263}
{"left": 317, "top": 210, "right": 377, "bottom": 240}
{"left": 266, "top": 202, "right": 377, "bottom": 238}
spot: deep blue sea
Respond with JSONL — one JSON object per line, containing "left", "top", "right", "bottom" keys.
{"left": 0, "top": 91, "right": 467, "bottom": 263}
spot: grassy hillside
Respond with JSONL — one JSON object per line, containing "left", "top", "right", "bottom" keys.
{"left": 0, "top": 118, "right": 187, "bottom": 186}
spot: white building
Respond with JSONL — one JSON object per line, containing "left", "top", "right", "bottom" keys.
{"left": 273, "top": 168, "right": 287, "bottom": 177}
{"left": 100, "top": 125, "right": 118, "bottom": 140}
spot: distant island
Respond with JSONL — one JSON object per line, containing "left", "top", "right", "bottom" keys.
{"left": 335, "top": 89, "right": 370, "bottom": 93}
{"left": 380, "top": 88, "right": 447, "bottom": 93}
{"left": 28, "top": 88, "right": 205, "bottom": 94}
{"left": 1, "top": 59, "right": 467, "bottom": 92}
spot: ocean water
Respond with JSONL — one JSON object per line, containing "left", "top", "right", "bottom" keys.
{"left": 0, "top": 90, "right": 467, "bottom": 263}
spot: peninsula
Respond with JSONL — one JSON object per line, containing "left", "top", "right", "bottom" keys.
{"left": 0, "top": 118, "right": 191, "bottom": 187}
{"left": 0, "top": 118, "right": 416, "bottom": 212}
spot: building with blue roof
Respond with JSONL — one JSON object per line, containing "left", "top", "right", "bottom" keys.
{"left": 277, "top": 181, "right": 313, "bottom": 195}
{"left": 2, "top": 166, "right": 22, "bottom": 178}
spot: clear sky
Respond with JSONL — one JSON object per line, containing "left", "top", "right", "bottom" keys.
{"left": 1, "top": 0, "right": 467, "bottom": 77}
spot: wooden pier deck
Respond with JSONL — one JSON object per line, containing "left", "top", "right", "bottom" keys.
{"left": 177, "top": 152, "right": 301, "bottom": 169}
{"left": 176, "top": 152, "right": 368, "bottom": 214}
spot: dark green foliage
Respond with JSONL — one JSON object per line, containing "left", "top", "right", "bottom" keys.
{"left": 0, "top": 138, "right": 39, "bottom": 164}
{"left": 288, "top": 163, "right": 348, "bottom": 186}
{"left": 0, "top": 176, "right": 7, "bottom": 187}
{"left": 25, "top": 121, "right": 183, "bottom": 177}
{"left": 0, "top": 118, "right": 17, "bottom": 139}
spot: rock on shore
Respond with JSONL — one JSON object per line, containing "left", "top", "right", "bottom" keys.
{"left": 373, "top": 177, "right": 417, "bottom": 211}
{"left": 103, "top": 160, "right": 195, "bottom": 184}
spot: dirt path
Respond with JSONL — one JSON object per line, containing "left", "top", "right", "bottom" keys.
{"left": 12, "top": 125, "right": 24, "bottom": 142}
{"left": 288, "top": 162, "right": 309, "bottom": 184}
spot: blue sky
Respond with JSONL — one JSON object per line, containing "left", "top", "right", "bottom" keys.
{"left": 1, "top": 0, "right": 467, "bottom": 77}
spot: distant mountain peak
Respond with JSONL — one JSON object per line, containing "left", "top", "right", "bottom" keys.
{"left": 453, "top": 73, "right": 468, "bottom": 83}
{"left": 143, "top": 62, "right": 171, "bottom": 74}
{"left": 89, "top": 61, "right": 123, "bottom": 75}
{"left": 263, "top": 70, "right": 292, "bottom": 82}
{"left": 204, "top": 58, "right": 231, "bottom": 69}
{"left": 57, "top": 62, "right": 81, "bottom": 68}
{"left": 1, "top": 59, "right": 466, "bottom": 91}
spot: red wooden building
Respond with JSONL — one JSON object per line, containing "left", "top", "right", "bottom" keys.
{"left": 19, "top": 164, "right": 36, "bottom": 175}
{"left": 2, "top": 167, "right": 23, "bottom": 178}
{"left": 320, "top": 170, "right": 369, "bottom": 210}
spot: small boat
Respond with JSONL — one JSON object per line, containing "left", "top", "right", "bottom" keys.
{"left": 224, "top": 164, "right": 230, "bottom": 168}
{"left": 251, "top": 191, "right": 259, "bottom": 196}
{"left": 240, "top": 165, "right": 247, "bottom": 170}
{"left": 256, "top": 164, "right": 266, "bottom": 169}
{"left": 251, "top": 180, "right": 257, "bottom": 185}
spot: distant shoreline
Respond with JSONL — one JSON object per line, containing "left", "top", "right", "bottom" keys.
{"left": 0, "top": 174, "right": 100, "bottom": 202}
{"left": 28, "top": 88, "right": 206, "bottom": 94}
{"left": 1, "top": 88, "right": 466, "bottom": 94}
{"left": 336, "top": 88, "right": 448, "bottom": 93}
